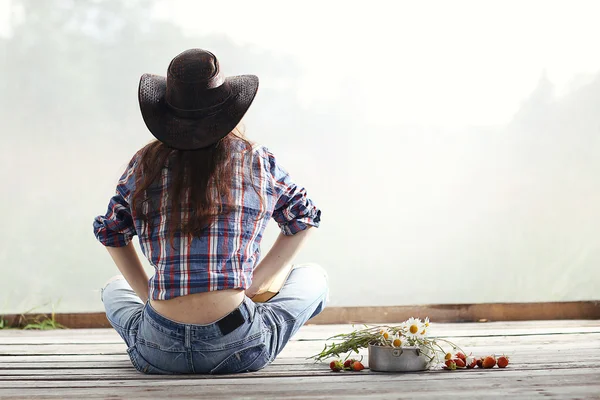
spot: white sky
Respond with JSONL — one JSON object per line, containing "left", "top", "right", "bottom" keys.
{"left": 0, "top": 0, "right": 9, "bottom": 36}
{"left": 2, "top": 0, "right": 599, "bottom": 126}
{"left": 152, "top": 0, "right": 600, "bottom": 127}
{"left": 1, "top": 0, "right": 599, "bottom": 126}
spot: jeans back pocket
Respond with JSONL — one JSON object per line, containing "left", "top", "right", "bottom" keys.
{"left": 209, "top": 343, "right": 270, "bottom": 375}
{"left": 127, "top": 345, "right": 176, "bottom": 375}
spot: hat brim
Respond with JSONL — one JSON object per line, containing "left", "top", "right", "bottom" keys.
{"left": 138, "top": 74, "right": 259, "bottom": 150}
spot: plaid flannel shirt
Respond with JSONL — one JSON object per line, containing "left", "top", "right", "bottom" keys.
{"left": 93, "top": 143, "right": 321, "bottom": 300}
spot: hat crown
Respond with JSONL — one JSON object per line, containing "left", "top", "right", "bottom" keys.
{"left": 138, "top": 48, "right": 259, "bottom": 150}
{"left": 165, "top": 49, "right": 228, "bottom": 111}
{"left": 168, "top": 49, "right": 219, "bottom": 83}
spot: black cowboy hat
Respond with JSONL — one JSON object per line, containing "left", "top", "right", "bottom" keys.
{"left": 138, "top": 49, "right": 259, "bottom": 150}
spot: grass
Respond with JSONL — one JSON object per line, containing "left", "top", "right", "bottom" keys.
{"left": 22, "top": 312, "right": 66, "bottom": 330}
{"left": 0, "top": 303, "right": 66, "bottom": 330}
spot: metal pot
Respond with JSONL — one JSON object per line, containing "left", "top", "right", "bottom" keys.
{"left": 368, "top": 344, "right": 432, "bottom": 372}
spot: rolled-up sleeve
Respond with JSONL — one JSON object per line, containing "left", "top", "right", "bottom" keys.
{"left": 266, "top": 149, "right": 321, "bottom": 236}
{"left": 93, "top": 157, "right": 138, "bottom": 247}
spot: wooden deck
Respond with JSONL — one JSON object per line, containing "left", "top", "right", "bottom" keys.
{"left": 1, "top": 320, "right": 599, "bottom": 399}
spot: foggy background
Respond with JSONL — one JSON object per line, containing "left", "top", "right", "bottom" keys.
{"left": 1, "top": 0, "right": 599, "bottom": 313}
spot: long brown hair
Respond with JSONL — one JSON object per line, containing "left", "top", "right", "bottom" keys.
{"left": 130, "top": 127, "right": 256, "bottom": 246}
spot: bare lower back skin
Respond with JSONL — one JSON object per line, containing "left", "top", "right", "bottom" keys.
{"left": 150, "top": 289, "right": 246, "bottom": 324}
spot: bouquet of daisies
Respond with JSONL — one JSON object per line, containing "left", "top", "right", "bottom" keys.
{"left": 311, "top": 317, "right": 460, "bottom": 365}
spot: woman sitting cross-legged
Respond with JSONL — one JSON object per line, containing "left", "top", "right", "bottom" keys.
{"left": 93, "top": 49, "right": 326, "bottom": 374}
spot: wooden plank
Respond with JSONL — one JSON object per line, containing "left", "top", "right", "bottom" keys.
{"left": 1, "top": 320, "right": 597, "bottom": 344}
{"left": 296, "top": 320, "right": 600, "bottom": 339}
{"left": 0, "top": 367, "right": 598, "bottom": 387}
{"left": 3, "top": 321, "right": 600, "bottom": 344}
{"left": 3, "top": 347, "right": 600, "bottom": 369}
{"left": 0, "top": 321, "right": 598, "bottom": 400}
{"left": 2, "top": 381, "right": 599, "bottom": 400}
{"left": 0, "top": 342, "right": 587, "bottom": 363}
{"left": 2, "top": 332, "right": 599, "bottom": 356}
{"left": 6, "top": 327, "right": 600, "bottom": 345}
{"left": 1, "top": 365, "right": 599, "bottom": 382}
{"left": 1, "top": 346, "right": 599, "bottom": 376}
{"left": 2, "top": 386, "right": 600, "bottom": 400}
{"left": 2, "top": 301, "right": 599, "bottom": 328}
{"left": 5, "top": 339, "right": 600, "bottom": 359}
{"left": 0, "top": 357, "right": 324, "bottom": 368}
{"left": 0, "top": 365, "right": 323, "bottom": 379}
{"left": 2, "top": 346, "right": 599, "bottom": 372}
{"left": 3, "top": 386, "right": 600, "bottom": 400}
{"left": 1, "top": 356, "right": 599, "bottom": 378}
{"left": 0, "top": 355, "right": 131, "bottom": 363}
{"left": 0, "top": 329, "right": 122, "bottom": 342}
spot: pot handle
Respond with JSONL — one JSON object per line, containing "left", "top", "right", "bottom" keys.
{"left": 392, "top": 349, "right": 403, "bottom": 357}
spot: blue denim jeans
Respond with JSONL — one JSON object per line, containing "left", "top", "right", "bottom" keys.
{"left": 101, "top": 263, "right": 328, "bottom": 374}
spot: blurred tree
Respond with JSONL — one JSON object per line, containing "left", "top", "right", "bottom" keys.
{"left": 0, "top": 0, "right": 316, "bottom": 313}
{"left": 0, "top": 0, "right": 307, "bottom": 148}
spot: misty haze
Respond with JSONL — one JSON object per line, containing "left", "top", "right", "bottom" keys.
{"left": 1, "top": 0, "right": 599, "bottom": 313}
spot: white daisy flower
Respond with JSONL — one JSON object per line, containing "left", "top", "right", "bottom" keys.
{"left": 379, "top": 329, "right": 391, "bottom": 345}
{"left": 404, "top": 317, "right": 424, "bottom": 338}
{"left": 420, "top": 317, "right": 431, "bottom": 336}
{"left": 391, "top": 334, "right": 404, "bottom": 348}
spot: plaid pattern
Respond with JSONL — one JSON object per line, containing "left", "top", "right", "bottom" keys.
{"left": 93, "top": 143, "right": 321, "bottom": 300}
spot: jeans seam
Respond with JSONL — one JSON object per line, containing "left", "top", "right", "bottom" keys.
{"left": 203, "top": 331, "right": 263, "bottom": 352}
{"left": 187, "top": 349, "right": 195, "bottom": 373}
{"left": 280, "top": 287, "right": 328, "bottom": 326}
{"left": 105, "top": 314, "right": 127, "bottom": 332}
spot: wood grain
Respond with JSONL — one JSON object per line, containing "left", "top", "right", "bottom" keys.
{"left": 1, "top": 321, "right": 599, "bottom": 399}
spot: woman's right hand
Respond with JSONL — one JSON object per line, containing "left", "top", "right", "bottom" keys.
{"left": 248, "top": 228, "right": 313, "bottom": 298}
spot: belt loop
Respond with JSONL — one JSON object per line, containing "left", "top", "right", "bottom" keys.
{"left": 244, "top": 297, "right": 254, "bottom": 323}
{"left": 185, "top": 325, "right": 191, "bottom": 348}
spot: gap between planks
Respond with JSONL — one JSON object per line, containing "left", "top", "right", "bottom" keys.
{"left": 1, "top": 367, "right": 599, "bottom": 387}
